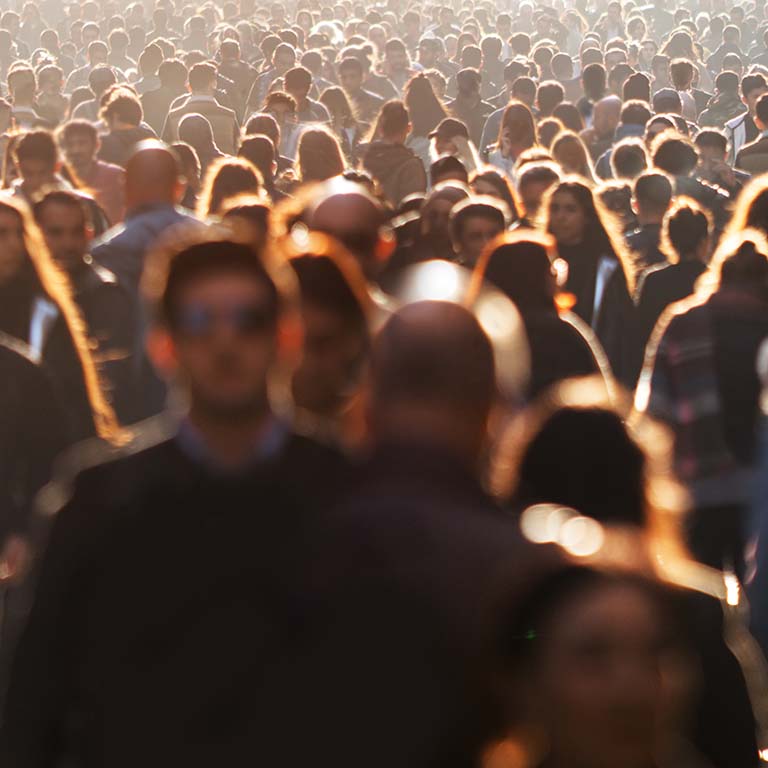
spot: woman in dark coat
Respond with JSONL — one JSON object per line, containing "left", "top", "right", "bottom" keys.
{"left": 544, "top": 177, "right": 637, "bottom": 387}
{"left": 0, "top": 197, "right": 120, "bottom": 444}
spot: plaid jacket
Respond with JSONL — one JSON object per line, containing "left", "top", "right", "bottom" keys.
{"left": 637, "top": 292, "right": 743, "bottom": 489}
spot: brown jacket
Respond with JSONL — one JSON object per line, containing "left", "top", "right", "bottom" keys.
{"left": 735, "top": 133, "right": 768, "bottom": 175}
{"left": 362, "top": 141, "right": 427, "bottom": 206}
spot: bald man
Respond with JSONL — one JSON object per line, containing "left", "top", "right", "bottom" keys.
{"left": 306, "top": 300, "right": 556, "bottom": 768}
{"left": 91, "top": 141, "right": 198, "bottom": 419}
{"left": 307, "top": 179, "right": 391, "bottom": 282}
{"left": 92, "top": 141, "right": 197, "bottom": 293}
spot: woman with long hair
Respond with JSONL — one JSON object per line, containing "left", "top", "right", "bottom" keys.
{"left": 197, "top": 156, "right": 263, "bottom": 219}
{"left": 488, "top": 101, "right": 537, "bottom": 177}
{"left": 319, "top": 85, "right": 362, "bottom": 164}
{"left": 403, "top": 72, "right": 447, "bottom": 169}
{"left": 296, "top": 126, "right": 346, "bottom": 184}
{"left": 170, "top": 142, "right": 201, "bottom": 211}
{"left": 178, "top": 113, "right": 225, "bottom": 177}
{"left": 545, "top": 178, "right": 636, "bottom": 385}
{"left": 0, "top": 197, "right": 120, "bottom": 443}
{"left": 551, "top": 130, "right": 598, "bottom": 183}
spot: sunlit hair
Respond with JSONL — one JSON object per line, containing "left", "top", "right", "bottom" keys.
{"left": 469, "top": 167, "right": 520, "bottom": 221}
{"left": 544, "top": 176, "right": 638, "bottom": 294}
{"left": 492, "top": 376, "right": 689, "bottom": 558}
{"left": 297, "top": 125, "right": 347, "bottom": 183}
{"left": 219, "top": 193, "right": 272, "bottom": 255}
{"left": 404, "top": 72, "right": 447, "bottom": 138}
{"left": 0, "top": 197, "right": 122, "bottom": 442}
{"left": 722, "top": 173, "right": 768, "bottom": 241}
{"left": 695, "top": 228, "right": 768, "bottom": 301}
{"left": 551, "top": 130, "right": 597, "bottom": 184}
{"left": 660, "top": 196, "right": 712, "bottom": 265}
{"left": 497, "top": 100, "right": 537, "bottom": 152}
{"left": 197, "top": 156, "right": 264, "bottom": 218}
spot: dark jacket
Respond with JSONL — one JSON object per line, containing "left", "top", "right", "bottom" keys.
{"left": 736, "top": 133, "right": 768, "bottom": 174}
{"left": 699, "top": 92, "right": 746, "bottom": 128}
{"left": 362, "top": 141, "right": 427, "bottom": 206}
{"left": 141, "top": 85, "right": 186, "bottom": 135}
{"left": 445, "top": 94, "right": 495, "bottom": 147}
{"left": 69, "top": 264, "right": 137, "bottom": 426}
{"left": 632, "top": 260, "right": 708, "bottom": 384}
{"left": 522, "top": 310, "right": 609, "bottom": 398}
{"left": 309, "top": 440, "right": 561, "bottom": 768}
{"left": 626, "top": 223, "right": 667, "bottom": 276}
{"left": 0, "top": 337, "right": 67, "bottom": 540}
{"left": 3, "top": 430, "right": 351, "bottom": 768}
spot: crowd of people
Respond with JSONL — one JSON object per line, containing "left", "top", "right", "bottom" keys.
{"left": 2, "top": 0, "right": 768, "bottom": 765}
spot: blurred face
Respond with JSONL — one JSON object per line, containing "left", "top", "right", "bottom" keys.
{"left": 292, "top": 303, "right": 365, "bottom": 414}
{"left": 422, "top": 197, "right": 456, "bottom": 235}
{"left": 386, "top": 47, "right": 408, "bottom": 72}
{"left": 549, "top": 189, "right": 587, "bottom": 246}
{"left": 170, "top": 272, "right": 278, "bottom": 419}
{"left": 268, "top": 102, "right": 294, "bottom": 125}
{"left": 532, "top": 584, "right": 667, "bottom": 768}
{"left": 61, "top": 132, "right": 97, "bottom": 172}
{"left": 275, "top": 50, "right": 295, "bottom": 73}
{"left": 37, "top": 201, "right": 89, "bottom": 273}
{"left": 641, "top": 42, "right": 656, "bottom": 61}
{"left": 697, "top": 142, "right": 727, "bottom": 173}
{"left": 18, "top": 158, "right": 55, "bottom": 195}
{"left": 520, "top": 180, "right": 555, "bottom": 217}
{"left": 456, "top": 214, "right": 504, "bottom": 266}
{"left": 340, "top": 67, "right": 363, "bottom": 93}
{"left": 419, "top": 42, "right": 437, "bottom": 68}
{"left": 0, "top": 209, "right": 26, "bottom": 284}
{"left": 746, "top": 86, "right": 768, "bottom": 114}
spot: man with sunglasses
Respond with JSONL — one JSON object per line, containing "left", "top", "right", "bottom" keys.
{"left": 3, "top": 240, "right": 351, "bottom": 768}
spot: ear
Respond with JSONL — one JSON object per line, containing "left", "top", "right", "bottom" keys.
{"left": 146, "top": 326, "right": 178, "bottom": 377}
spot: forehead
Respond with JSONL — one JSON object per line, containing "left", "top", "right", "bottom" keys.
{"left": 38, "top": 200, "right": 86, "bottom": 226}
{"left": 176, "top": 270, "right": 271, "bottom": 307}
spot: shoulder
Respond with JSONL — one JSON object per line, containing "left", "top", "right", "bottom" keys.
{"left": 726, "top": 112, "right": 747, "bottom": 129}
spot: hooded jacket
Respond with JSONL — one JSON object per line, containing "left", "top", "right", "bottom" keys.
{"left": 699, "top": 92, "right": 746, "bottom": 129}
{"left": 362, "top": 141, "right": 427, "bottom": 206}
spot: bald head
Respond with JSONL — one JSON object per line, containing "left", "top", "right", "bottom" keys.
{"left": 593, "top": 95, "right": 622, "bottom": 137}
{"left": 309, "top": 183, "right": 386, "bottom": 279}
{"left": 125, "top": 141, "right": 181, "bottom": 211}
{"left": 370, "top": 301, "right": 496, "bottom": 461}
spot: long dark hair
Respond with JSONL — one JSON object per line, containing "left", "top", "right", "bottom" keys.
{"left": 545, "top": 177, "right": 637, "bottom": 294}
{"left": 404, "top": 73, "right": 447, "bottom": 138}
{"left": 497, "top": 100, "right": 537, "bottom": 153}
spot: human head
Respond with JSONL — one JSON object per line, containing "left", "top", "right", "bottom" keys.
{"left": 284, "top": 65, "right": 313, "bottom": 101}
{"left": 611, "top": 138, "right": 648, "bottom": 180}
{"left": 33, "top": 189, "right": 92, "bottom": 273}
{"left": 298, "top": 127, "right": 346, "bottom": 183}
{"left": 238, "top": 134, "right": 277, "bottom": 187}
{"left": 100, "top": 91, "right": 143, "bottom": 130}
{"left": 694, "top": 128, "right": 729, "bottom": 171}
{"left": 456, "top": 67, "right": 481, "bottom": 98}
{"left": 622, "top": 72, "right": 651, "bottom": 102}
{"left": 632, "top": 171, "right": 672, "bottom": 226}
{"left": 518, "top": 162, "right": 561, "bottom": 221}
{"left": 384, "top": 38, "right": 409, "bottom": 72}
{"left": 373, "top": 99, "right": 410, "bottom": 144}
{"left": 308, "top": 180, "right": 390, "bottom": 280}
{"left": 450, "top": 196, "right": 509, "bottom": 267}
{"left": 498, "top": 101, "right": 537, "bottom": 155}
{"left": 651, "top": 132, "right": 699, "bottom": 177}
{"left": 511, "top": 76, "right": 537, "bottom": 109}
{"left": 551, "top": 132, "right": 595, "bottom": 181}
{"left": 756, "top": 93, "right": 768, "bottom": 131}
{"left": 470, "top": 169, "right": 519, "bottom": 221}
{"left": 368, "top": 300, "right": 496, "bottom": 464}
{"left": 188, "top": 62, "right": 217, "bottom": 96}
{"left": 14, "top": 130, "right": 58, "bottom": 196}
{"left": 661, "top": 197, "right": 711, "bottom": 264}
{"left": 125, "top": 140, "right": 182, "bottom": 212}
{"left": 158, "top": 58, "right": 188, "bottom": 90}
{"left": 430, "top": 154, "right": 469, "bottom": 187}
{"left": 741, "top": 73, "right": 768, "bottom": 115}
{"left": 148, "top": 239, "right": 288, "bottom": 423}
{"left": 57, "top": 119, "right": 100, "bottom": 176}
{"left": 581, "top": 63, "right": 606, "bottom": 102}
{"left": 198, "top": 157, "right": 262, "bottom": 218}
{"left": 338, "top": 56, "right": 365, "bottom": 93}
{"left": 592, "top": 96, "right": 622, "bottom": 139}
{"left": 536, "top": 80, "right": 565, "bottom": 117}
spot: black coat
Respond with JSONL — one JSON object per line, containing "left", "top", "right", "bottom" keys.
{"left": 0, "top": 338, "right": 67, "bottom": 541}
{"left": 3, "top": 432, "right": 351, "bottom": 768}
{"left": 304, "top": 440, "right": 562, "bottom": 768}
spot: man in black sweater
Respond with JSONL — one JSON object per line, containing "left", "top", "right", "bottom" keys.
{"left": 3, "top": 240, "right": 350, "bottom": 768}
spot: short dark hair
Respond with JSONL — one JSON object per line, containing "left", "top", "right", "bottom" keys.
{"left": 161, "top": 240, "right": 280, "bottom": 329}
{"left": 189, "top": 61, "right": 217, "bottom": 92}
{"left": 33, "top": 188, "right": 91, "bottom": 227}
{"left": 694, "top": 128, "right": 728, "bottom": 155}
{"left": 742, "top": 73, "right": 767, "bottom": 99}
{"left": 450, "top": 197, "right": 508, "bottom": 243}
{"left": 536, "top": 80, "right": 565, "bottom": 116}
{"left": 14, "top": 130, "right": 57, "bottom": 169}
{"left": 620, "top": 99, "right": 652, "bottom": 127}
{"left": 652, "top": 133, "right": 699, "bottom": 176}
{"left": 57, "top": 119, "right": 98, "bottom": 147}
{"left": 101, "top": 92, "right": 143, "bottom": 126}
{"left": 633, "top": 171, "right": 672, "bottom": 214}
{"left": 338, "top": 56, "right": 363, "bottom": 76}
{"left": 715, "top": 70, "right": 739, "bottom": 94}
{"left": 611, "top": 139, "right": 648, "bottom": 179}
{"left": 430, "top": 154, "right": 469, "bottom": 186}
{"left": 159, "top": 58, "right": 188, "bottom": 89}
{"left": 663, "top": 197, "right": 711, "bottom": 263}
{"left": 284, "top": 65, "right": 312, "bottom": 92}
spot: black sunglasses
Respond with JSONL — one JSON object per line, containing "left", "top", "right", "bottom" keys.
{"left": 174, "top": 302, "right": 276, "bottom": 338}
